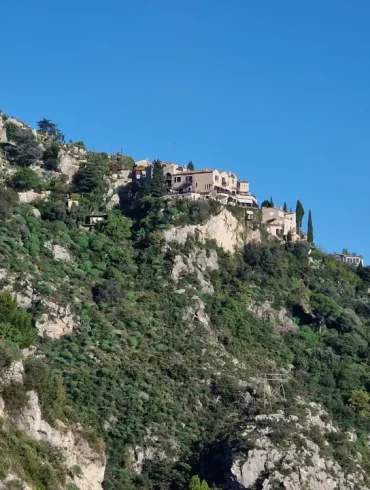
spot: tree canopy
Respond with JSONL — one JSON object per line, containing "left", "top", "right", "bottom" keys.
{"left": 307, "top": 209, "right": 314, "bottom": 242}
{"left": 8, "top": 168, "right": 42, "bottom": 191}
{"left": 149, "top": 159, "right": 166, "bottom": 197}
{"left": 296, "top": 199, "right": 305, "bottom": 232}
{"left": 37, "top": 118, "right": 65, "bottom": 142}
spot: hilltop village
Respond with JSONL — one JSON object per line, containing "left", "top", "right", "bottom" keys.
{"left": 1, "top": 112, "right": 370, "bottom": 490}
{"left": 0, "top": 112, "right": 364, "bottom": 265}
{"left": 103, "top": 157, "right": 309, "bottom": 243}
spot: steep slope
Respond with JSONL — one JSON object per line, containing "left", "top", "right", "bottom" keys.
{"left": 1, "top": 112, "right": 370, "bottom": 490}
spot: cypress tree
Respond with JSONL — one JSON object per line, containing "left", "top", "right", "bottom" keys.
{"left": 296, "top": 200, "right": 305, "bottom": 232}
{"left": 307, "top": 209, "right": 314, "bottom": 243}
{"left": 270, "top": 196, "right": 274, "bottom": 207}
{"left": 150, "top": 159, "right": 166, "bottom": 197}
{"left": 283, "top": 202, "right": 288, "bottom": 212}
{"left": 187, "top": 161, "right": 194, "bottom": 171}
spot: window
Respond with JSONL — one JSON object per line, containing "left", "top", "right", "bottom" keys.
{"left": 175, "top": 176, "right": 181, "bottom": 183}
{"left": 195, "top": 182, "right": 198, "bottom": 187}
{"left": 205, "top": 184, "right": 212, "bottom": 190}
{"left": 215, "top": 175, "right": 219, "bottom": 182}
{"left": 185, "top": 176, "right": 193, "bottom": 183}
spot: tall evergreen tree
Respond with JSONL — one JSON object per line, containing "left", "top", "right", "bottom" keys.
{"left": 37, "top": 118, "right": 64, "bottom": 142}
{"left": 307, "top": 209, "right": 314, "bottom": 243}
{"left": 270, "top": 196, "right": 274, "bottom": 207}
{"left": 283, "top": 202, "right": 288, "bottom": 212}
{"left": 150, "top": 159, "right": 166, "bottom": 197}
{"left": 261, "top": 200, "right": 271, "bottom": 208}
{"left": 296, "top": 200, "right": 305, "bottom": 232}
{"left": 187, "top": 161, "right": 195, "bottom": 171}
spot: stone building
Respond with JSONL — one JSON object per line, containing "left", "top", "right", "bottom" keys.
{"left": 262, "top": 206, "right": 297, "bottom": 240}
{"left": 132, "top": 158, "right": 153, "bottom": 186}
{"left": 235, "top": 180, "right": 258, "bottom": 208}
{"left": 131, "top": 159, "right": 258, "bottom": 208}
{"left": 335, "top": 253, "right": 364, "bottom": 267}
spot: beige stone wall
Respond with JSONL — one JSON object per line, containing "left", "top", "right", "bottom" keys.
{"left": 170, "top": 171, "right": 215, "bottom": 193}
{"left": 238, "top": 181, "right": 250, "bottom": 193}
{"left": 193, "top": 171, "right": 216, "bottom": 193}
{"left": 262, "top": 207, "right": 297, "bottom": 238}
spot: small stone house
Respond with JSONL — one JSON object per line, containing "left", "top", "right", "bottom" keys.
{"left": 262, "top": 206, "right": 297, "bottom": 240}
{"left": 335, "top": 253, "right": 364, "bottom": 267}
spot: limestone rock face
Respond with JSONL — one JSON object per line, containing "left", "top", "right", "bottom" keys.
{"left": 0, "top": 358, "right": 105, "bottom": 490}
{"left": 172, "top": 248, "right": 218, "bottom": 294}
{"left": 247, "top": 300, "right": 298, "bottom": 334}
{"left": 127, "top": 433, "right": 178, "bottom": 475}
{"left": 0, "top": 361, "right": 24, "bottom": 386}
{"left": 36, "top": 301, "right": 76, "bottom": 338}
{"left": 45, "top": 241, "right": 72, "bottom": 261}
{"left": 58, "top": 150, "right": 80, "bottom": 181}
{"left": 0, "top": 359, "right": 105, "bottom": 490}
{"left": 229, "top": 407, "right": 368, "bottom": 490}
{"left": 163, "top": 209, "right": 258, "bottom": 253}
{"left": 0, "top": 474, "right": 33, "bottom": 490}
{"left": 0, "top": 116, "right": 7, "bottom": 143}
{"left": 18, "top": 191, "right": 50, "bottom": 203}
{"left": 0, "top": 269, "right": 77, "bottom": 338}
{"left": 11, "top": 390, "right": 105, "bottom": 490}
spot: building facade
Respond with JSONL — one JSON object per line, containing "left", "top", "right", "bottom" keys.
{"left": 131, "top": 159, "right": 258, "bottom": 208}
{"left": 335, "top": 254, "right": 364, "bottom": 267}
{"left": 262, "top": 206, "right": 297, "bottom": 240}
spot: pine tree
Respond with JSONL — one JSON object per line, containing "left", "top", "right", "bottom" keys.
{"left": 187, "top": 161, "right": 195, "bottom": 171}
{"left": 296, "top": 200, "right": 305, "bottom": 233}
{"left": 150, "top": 159, "right": 166, "bottom": 197}
{"left": 307, "top": 209, "right": 314, "bottom": 243}
{"left": 37, "top": 118, "right": 64, "bottom": 142}
{"left": 283, "top": 202, "right": 288, "bottom": 212}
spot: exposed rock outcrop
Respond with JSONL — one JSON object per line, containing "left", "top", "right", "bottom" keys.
{"left": 247, "top": 300, "right": 298, "bottom": 334}
{"left": 0, "top": 269, "right": 77, "bottom": 338}
{"left": 58, "top": 150, "right": 80, "bottom": 181}
{"left": 0, "top": 116, "right": 7, "bottom": 143}
{"left": 172, "top": 248, "right": 218, "bottom": 294}
{"left": 0, "top": 361, "right": 105, "bottom": 490}
{"left": 0, "top": 474, "right": 33, "bottom": 490}
{"left": 45, "top": 241, "right": 72, "bottom": 261}
{"left": 229, "top": 406, "right": 368, "bottom": 490}
{"left": 127, "top": 432, "right": 178, "bottom": 474}
{"left": 36, "top": 301, "right": 76, "bottom": 338}
{"left": 18, "top": 191, "right": 50, "bottom": 203}
{"left": 164, "top": 209, "right": 260, "bottom": 253}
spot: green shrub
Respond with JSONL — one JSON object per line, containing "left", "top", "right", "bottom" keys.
{"left": 8, "top": 168, "right": 42, "bottom": 191}
{"left": 0, "top": 292, "right": 36, "bottom": 348}
{"left": 1, "top": 383, "right": 28, "bottom": 413}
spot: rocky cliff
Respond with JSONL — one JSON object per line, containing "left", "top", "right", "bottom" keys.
{"left": 163, "top": 208, "right": 260, "bottom": 253}
{"left": 0, "top": 359, "right": 106, "bottom": 490}
{"left": 230, "top": 404, "right": 369, "bottom": 490}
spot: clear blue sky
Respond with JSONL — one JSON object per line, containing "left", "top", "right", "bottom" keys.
{"left": 2, "top": 1, "right": 370, "bottom": 260}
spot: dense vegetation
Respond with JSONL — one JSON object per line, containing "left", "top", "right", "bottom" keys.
{"left": 1, "top": 113, "right": 370, "bottom": 489}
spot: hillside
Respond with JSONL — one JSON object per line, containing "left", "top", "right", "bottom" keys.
{"left": 1, "top": 112, "right": 370, "bottom": 490}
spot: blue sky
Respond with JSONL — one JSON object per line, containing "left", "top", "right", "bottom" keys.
{"left": 2, "top": 1, "right": 370, "bottom": 260}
